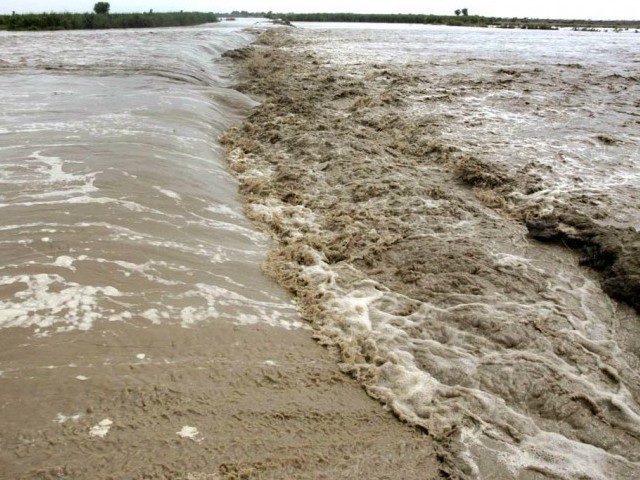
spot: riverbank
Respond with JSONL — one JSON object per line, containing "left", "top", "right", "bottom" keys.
{"left": 270, "top": 13, "right": 640, "bottom": 31}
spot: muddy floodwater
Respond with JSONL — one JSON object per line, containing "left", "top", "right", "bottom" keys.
{"left": 221, "top": 24, "right": 640, "bottom": 479}
{"left": 0, "top": 20, "right": 442, "bottom": 479}
{"left": 0, "top": 21, "right": 300, "bottom": 332}
{"left": 1, "top": 18, "right": 639, "bottom": 480}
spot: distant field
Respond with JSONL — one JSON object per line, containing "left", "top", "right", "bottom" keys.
{"left": 270, "top": 13, "right": 640, "bottom": 31}
{"left": 0, "top": 11, "right": 217, "bottom": 31}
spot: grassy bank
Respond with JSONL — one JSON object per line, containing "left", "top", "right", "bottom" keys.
{"left": 0, "top": 11, "right": 217, "bottom": 31}
{"left": 269, "top": 12, "right": 640, "bottom": 30}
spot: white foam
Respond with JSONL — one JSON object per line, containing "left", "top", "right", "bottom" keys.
{"left": 153, "top": 186, "right": 182, "bottom": 200}
{"left": 176, "top": 425, "right": 201, "bottom": 441}
{"left": 492, "top": 252, "right": 536, "bottom": 270}
{"left": 327, "top": 287, "right": 385, "bottom": 332}
{"left": 177, "top": 283, "right": 303, "bottom": 329}
{"left": 75, "top": 375, "right": 89, "bottom": 381}
{"left": 0, "top": 274, "right": 123, "bottom": 331}
{"left": 499, "top": 431, "right": 635, "bottom": 480}
{"left": 89, "top": 418, "right": 113, "bottom": 438}
{"left": 248, "top": 201, "right": 317, "bottom": 236}
{"left": 53, "top": 255, "right": 76, "bottom": 270}
{"left": 136, "top": 353, "right": 146, "bottom": 360}
{"left": 206, "top": 203, "right": 241, "bottom": 217}
{"left": 108, "top": 311, "right": 133, "bottom": 322}
{"left": 0, "top": 152, "right": 99, "bottom": 204}
{"left": 56, "top": 413, "right": 82, "bottom": 424}
{"left": 140, "top": 309, "right": 162, "bottom": 324}
{"left": 290, "top": 231, "right": 640, "bottom": 478}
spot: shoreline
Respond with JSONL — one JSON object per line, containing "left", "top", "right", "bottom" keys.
{"left": 271, "top": 13, "right": 640, "bottom": 31}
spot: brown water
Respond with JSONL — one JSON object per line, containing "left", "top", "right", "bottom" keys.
{"left": 0, "top": 22, "right": 302, "bottom": 333}
{"left": 221, "top": 26, "right": 640, "bottom": 479}
{"left": 0, "top": 20, "right": 388, "bottom": 480}
{"left": 2, "top": 20, "right": 640, "bottom": 480}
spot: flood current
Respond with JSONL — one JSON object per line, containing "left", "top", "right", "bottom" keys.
{"left": 221, "top": 24, "right": 640, "bottom": 479}
{"left": 306, "top": 23, "right": 640, "bottom": 229}
{"left": 0, "top": 20, "right": 315, "bottom": 478}
{"left": 0, "top": 20, "right": 301, "bottom": 333}
{"left": 306, "top": 24, "right": 640, "bottom": 479}
{"left": 0, "top": 18, "right": 639, "bottom": 480}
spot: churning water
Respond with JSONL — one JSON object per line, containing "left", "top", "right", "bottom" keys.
{"left": 221, "top": 23, "right": 640, "bottom": 479}
{"left": 302, "top": 23, "right": 640, "bottom": 479}
{"left": 307, "top": 23, "right": 640, "bottom": 229}
{"left": 1, "top": 18, "right": 639, "bottom": 480}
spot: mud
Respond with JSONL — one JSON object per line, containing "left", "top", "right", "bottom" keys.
{"left": 221, "top": 28, "right": 640, "bottom": 479}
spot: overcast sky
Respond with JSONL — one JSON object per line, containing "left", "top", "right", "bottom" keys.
{"left": 1, "top": 1, "right": 639, "bottom": 20}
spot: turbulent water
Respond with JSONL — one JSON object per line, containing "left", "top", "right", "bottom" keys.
{"left": 0, "top": 20, "right": 302, "bottom": 334}
{"left": 306, "top": 23, "right": 640, "bottom": 229}
{"left": 221, "top": 25, "right": 640, "bottom": 479}
{"left": 1, "top": 19, "right": 640, "bottom": 480}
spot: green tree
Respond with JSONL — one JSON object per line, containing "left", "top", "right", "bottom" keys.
{"left": 455, "top": 9, "right": 461, "bottom": 16}
{"left": 93, "top": 2, "right": 110, "bottom": 14}
{"left": 462, "top": 8, "right": 469, "bottom": 16}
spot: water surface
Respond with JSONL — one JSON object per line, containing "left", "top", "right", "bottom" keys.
{"left": 0, "top": 20, "right": 302, "bottom": 334}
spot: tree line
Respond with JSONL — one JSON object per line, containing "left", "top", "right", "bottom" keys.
{"left": 271, "top": 12, "right": 490, "bottom": 27}
{"left": 0, "top": 10, "right": 217, "bottom": 31}
{"left": 267, "top": 12, "right": 640, "bottom": 30}
{"left": 2, "top": 9, "right": 638, "bottom": 32}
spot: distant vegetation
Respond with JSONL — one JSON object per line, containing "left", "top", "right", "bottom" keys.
{"left": 270, "top": 12, "right": 490, "bottom": 27}
{"left": 0, "top": 10, "right": 217, "bottom": 31}
{"left": 1, "top": 9, "right": 638, "bottom": 32}
{"left": 267, "top": 12, "right": 640, "bottom": 30}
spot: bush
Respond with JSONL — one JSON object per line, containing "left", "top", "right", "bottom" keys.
{"left": 94, "top": 2, "right": 110, "bottom": 14}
